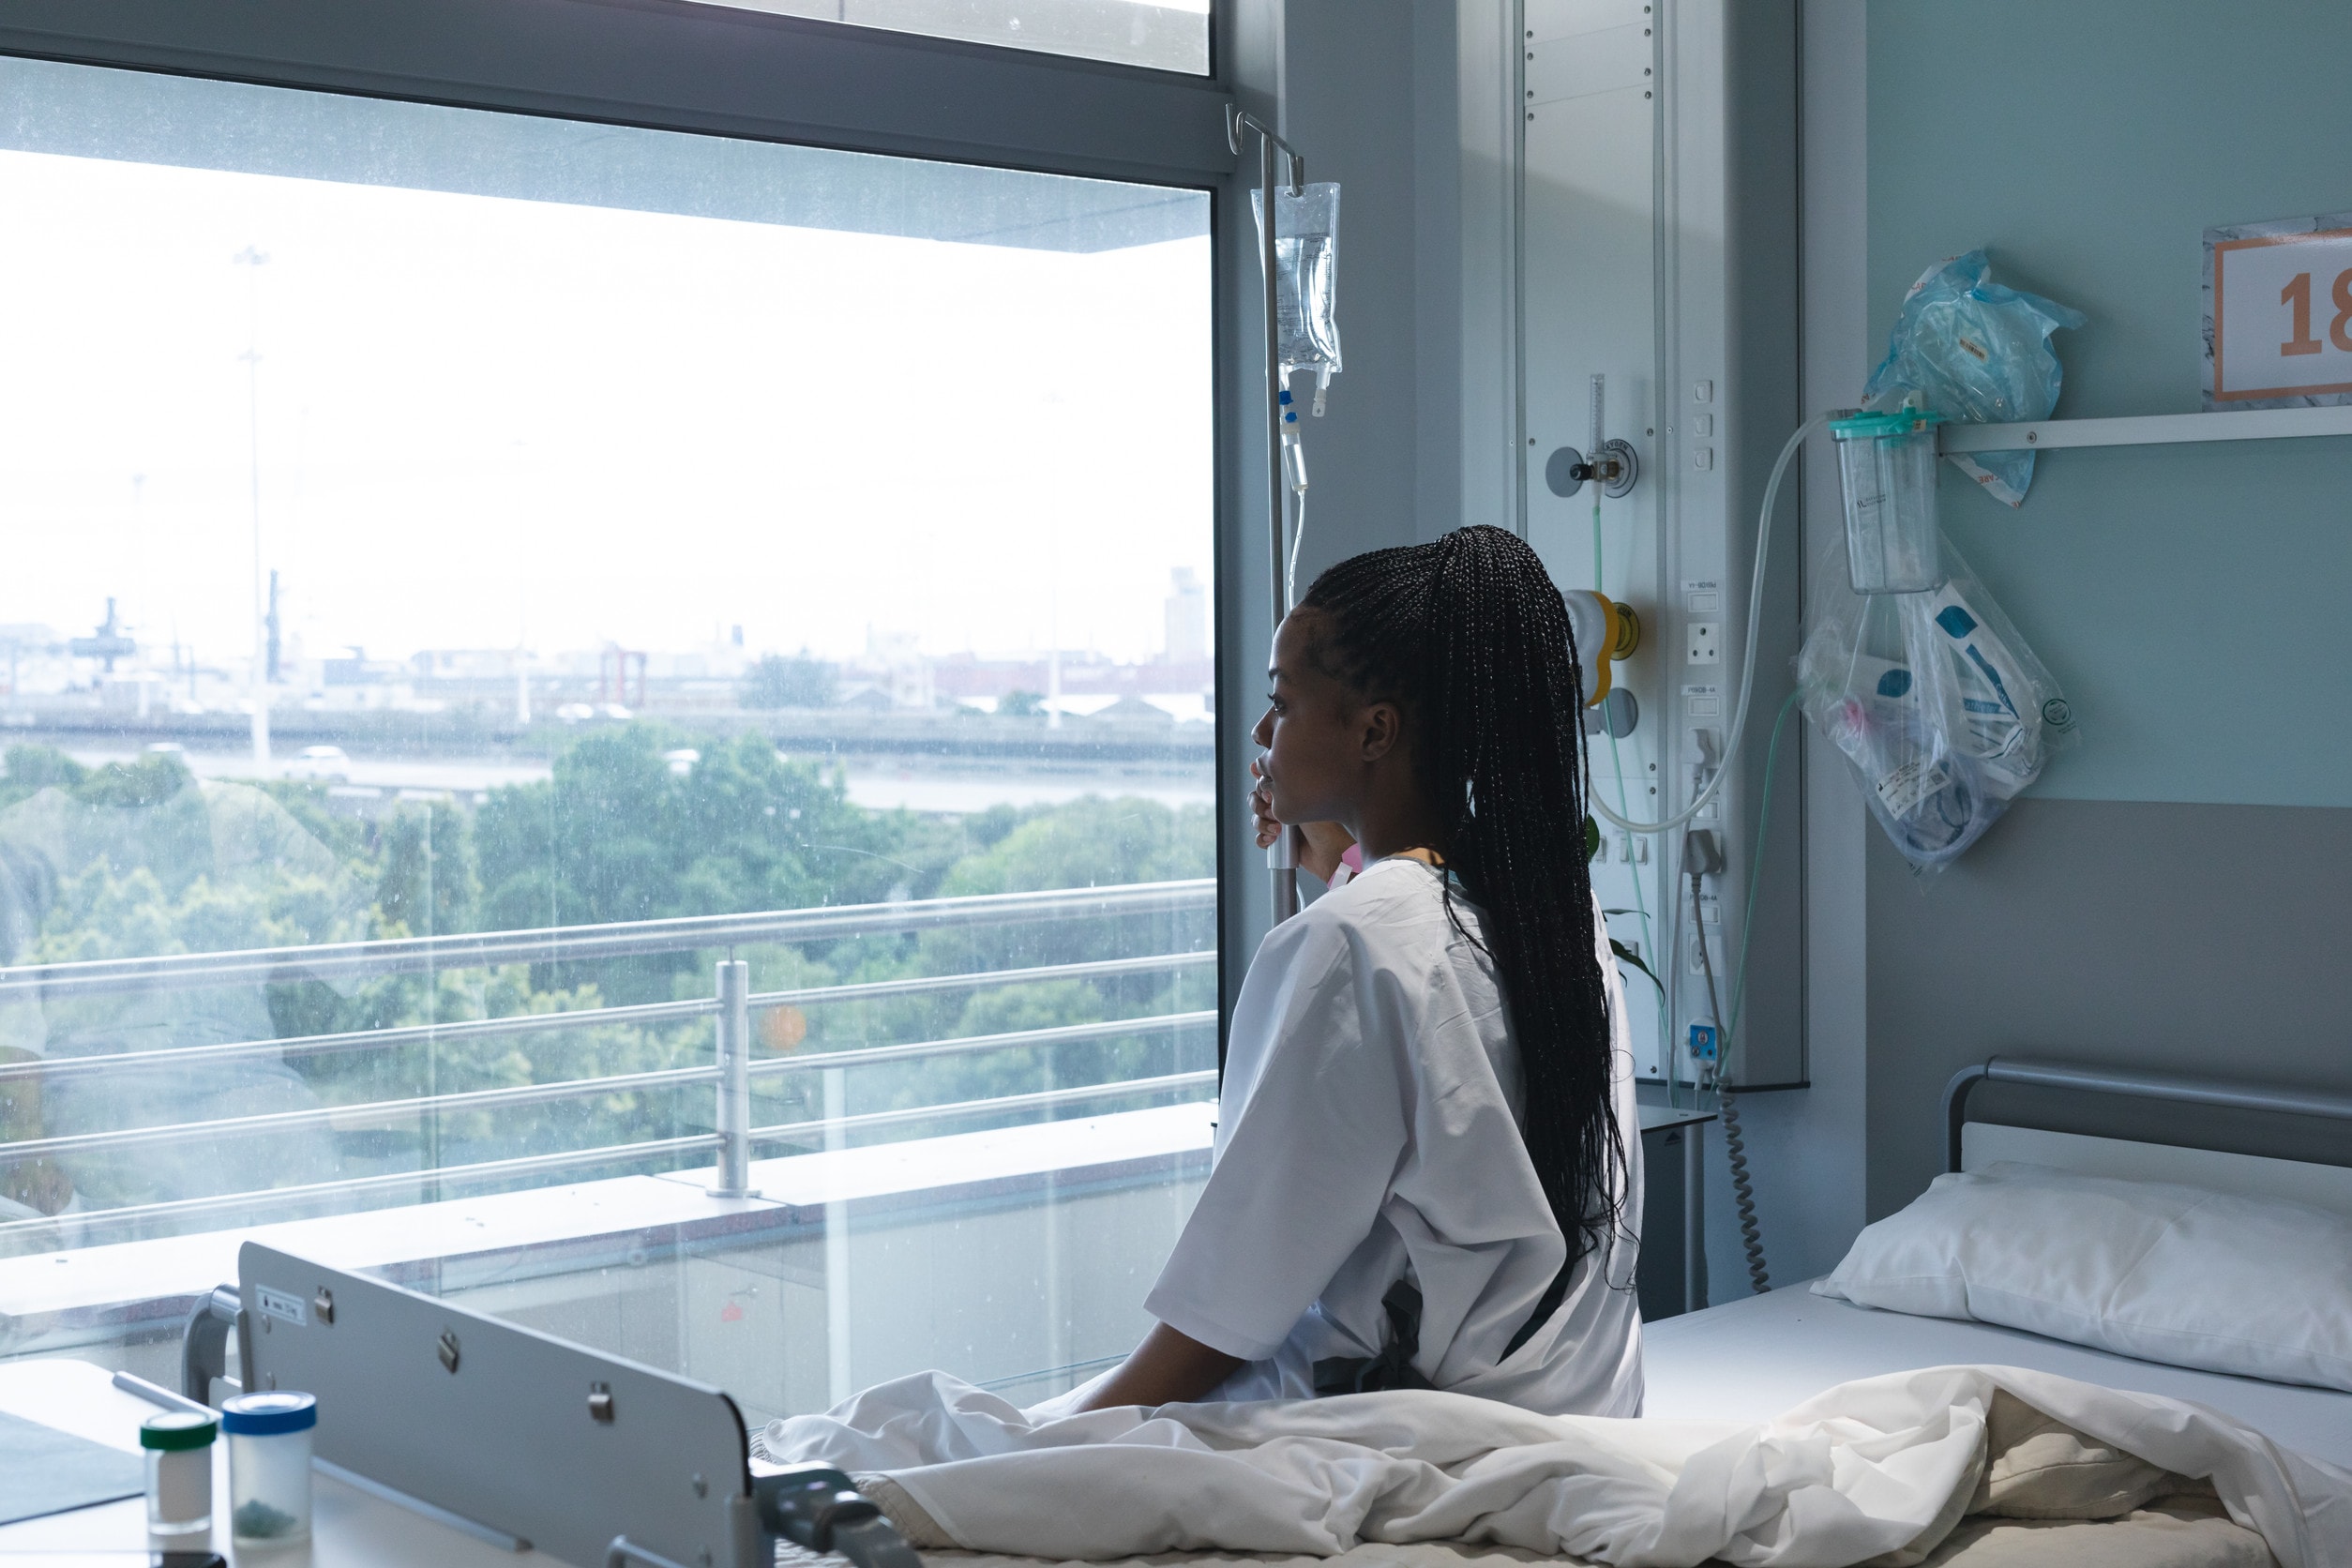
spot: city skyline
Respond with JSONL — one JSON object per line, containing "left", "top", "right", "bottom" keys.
{"left": 0, "top": 144, "right": 1214, "bottom": 678}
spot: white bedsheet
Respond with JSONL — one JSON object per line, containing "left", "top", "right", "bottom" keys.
{"left": 762, "top": 1364, "right": 2352, "bottom": 1568}
{"left": 1644, "top": 1285, "right": 2352, "bottom": 1470}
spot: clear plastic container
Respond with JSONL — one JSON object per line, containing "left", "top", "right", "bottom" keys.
{"left": 140, "top": 1410, "right": 217, "bottom": 1537}
{"left": 1831, "top": 407, "right": 1946, "bottom": 594}
{"left": 221, "top": 1391, "right": 316, "bottom": 1545}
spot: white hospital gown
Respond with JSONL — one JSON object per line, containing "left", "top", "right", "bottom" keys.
{"left": 1143, "top": 856, "right": 1644, "bottom": 1416}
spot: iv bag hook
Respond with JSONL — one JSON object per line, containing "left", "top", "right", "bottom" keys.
{"left": 1229, "top": 105, "right": 1308, "bottom": 923}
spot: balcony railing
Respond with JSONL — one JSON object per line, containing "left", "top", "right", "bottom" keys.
{"left": 0, "top": 879, "right": 1219, "bottom": 1251}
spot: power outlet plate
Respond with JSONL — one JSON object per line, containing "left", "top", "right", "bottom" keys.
{"left": 1686, "top": 622, "right": 1722, "bottom": 665}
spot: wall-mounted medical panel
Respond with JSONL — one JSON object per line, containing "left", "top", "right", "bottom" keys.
{"left": 1518, "top": 0, "right": 1801, "bottom": 1088}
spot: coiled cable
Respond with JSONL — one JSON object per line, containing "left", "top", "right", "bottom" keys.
{"left": 1691, "top": 868, "right": 1769, "bottom": 1293}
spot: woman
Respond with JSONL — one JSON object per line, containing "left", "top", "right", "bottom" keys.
{"left": 1074, "top": 525, "right": 1643, "bottom": 1417}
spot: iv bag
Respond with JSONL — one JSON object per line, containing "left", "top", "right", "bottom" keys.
{"left": 1799, "top": 530, "right": 2074, "bottom": 871}
{"left": 1250, "top": 182, "right": 1344, "bottom": 378}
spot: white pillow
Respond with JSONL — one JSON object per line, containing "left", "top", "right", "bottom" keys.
{"left": 1815, "top": 1161, "right": 2352, "bottom": 1392}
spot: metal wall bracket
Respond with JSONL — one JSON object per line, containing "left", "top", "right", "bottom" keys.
{"left": 1937, "top": 402, "right": 2352, "bottom": 454}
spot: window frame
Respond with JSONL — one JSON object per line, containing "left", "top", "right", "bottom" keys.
{"left": 0, "top": 0, "right": 1232, "bottom": 183}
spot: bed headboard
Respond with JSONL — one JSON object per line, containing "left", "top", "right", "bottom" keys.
{"left": 1943, "top": 1057, "right": 2352, "bottom": 1218}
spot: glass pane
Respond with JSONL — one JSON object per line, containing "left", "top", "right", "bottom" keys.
{"left": 0, "top": 54, "right": 1215, "bottom": 1420}
{"left": 693, "top": 0, "right": 1209, "bottom": 76}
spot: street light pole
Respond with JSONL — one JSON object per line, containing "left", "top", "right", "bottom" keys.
{"left": 233, "top": 245, "right": 270, "bottom": 770}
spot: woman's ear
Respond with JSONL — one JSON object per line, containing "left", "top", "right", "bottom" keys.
{"left": 1358, "top": 699, "right": 1403, "bottom": 764}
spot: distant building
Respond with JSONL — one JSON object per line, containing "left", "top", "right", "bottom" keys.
{"left": 410, "top": 649, "right": 523, "bottom": 680}
{"left": 1165, "top": 567, "right": 1209, "bottom": 662}
{"left": 849, "top": 627, "right": 935, "bottom": 710}
{"left": 324, "top": 647, "right": 398, "bottom": 686}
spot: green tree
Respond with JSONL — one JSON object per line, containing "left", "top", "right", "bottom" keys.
{"left": 374, "top": 802, "right": 479, "bottom": 940}
{"left": 0, "top": 745, "right": 86, "bottom": 810}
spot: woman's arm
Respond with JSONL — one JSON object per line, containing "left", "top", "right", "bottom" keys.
{"left": 1069, "top": 1321, "right": 1243, "bottom": 1413}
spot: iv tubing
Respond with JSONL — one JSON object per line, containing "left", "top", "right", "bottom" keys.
{"left": 1286, "top": 488, "right": 1308, "bottom": 607}
{"left": 1589, "top": 412, "right": 1830, "bottom": 835}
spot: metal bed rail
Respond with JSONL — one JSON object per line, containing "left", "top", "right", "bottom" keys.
{"left": 1942, "top": 1056, "right": 2352, "bottom": 1172}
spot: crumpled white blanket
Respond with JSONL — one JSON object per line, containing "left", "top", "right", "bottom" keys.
{"left": 760, "top": 1364, "right": 2351, "bottom": 1568}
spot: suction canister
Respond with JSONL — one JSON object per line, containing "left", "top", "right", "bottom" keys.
{"left": 1830, "top": 406, "right": 1946, "bottom": 594}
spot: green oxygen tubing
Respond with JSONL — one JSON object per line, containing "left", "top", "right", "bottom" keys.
{"left": 1585, "top": 413, "right": 1828, "bottom": 837}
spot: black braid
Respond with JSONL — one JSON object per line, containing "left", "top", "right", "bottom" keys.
{"left": 1299, "top": 525, "right": 1625, "bottom": 1267}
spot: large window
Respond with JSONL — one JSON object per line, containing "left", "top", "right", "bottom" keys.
{"left": 0, "top": 54, "right": 1217, "bottom": 1418}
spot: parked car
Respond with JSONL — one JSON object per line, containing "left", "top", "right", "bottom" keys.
{"left": 285, "top": 745, "right": 351, "bottom": 782}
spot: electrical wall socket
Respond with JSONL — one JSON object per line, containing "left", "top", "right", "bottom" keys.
{"left": 1686, "top": 622, "right": 1722, "bottom": 665}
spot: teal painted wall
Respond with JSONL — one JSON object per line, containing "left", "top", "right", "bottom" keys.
{"left": 1868, "top": 1, "right": 2352, "bottom": 807}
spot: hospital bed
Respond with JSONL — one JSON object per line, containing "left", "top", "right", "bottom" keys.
{"left": 1647, "top": 1056, "right": 2352, "bottom": 1470}
{"left": 885, "top": 1057, "right": 2351, "bottom": 1567}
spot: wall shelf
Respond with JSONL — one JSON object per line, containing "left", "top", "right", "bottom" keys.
{"left": 1937, "top": 403, "right": 2352, "bottom": 454}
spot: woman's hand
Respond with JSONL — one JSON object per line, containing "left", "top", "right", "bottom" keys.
{"left": 1249, "top": 757, "right": 1356, "bottom": 885}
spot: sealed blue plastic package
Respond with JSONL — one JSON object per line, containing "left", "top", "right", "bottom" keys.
{"left": 1863, "top": 249, "right": 2085, "bottom": 507}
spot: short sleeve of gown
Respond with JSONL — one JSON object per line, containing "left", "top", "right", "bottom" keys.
{"left": 1141, "top": 918, "right": 1412, "bottom": 1362}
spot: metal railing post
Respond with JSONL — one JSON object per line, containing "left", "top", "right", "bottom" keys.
{"left": 711, "top": 958, "right": 757, "bottom": 1199}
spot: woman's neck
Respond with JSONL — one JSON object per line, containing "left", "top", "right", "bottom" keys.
{"left": 1351, "top": 797, "right": 1447, "bottom": 864}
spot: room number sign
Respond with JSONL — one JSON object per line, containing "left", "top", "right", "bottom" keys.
{"left": 2205, "top": 210, "right": 2352, "bottom": 408}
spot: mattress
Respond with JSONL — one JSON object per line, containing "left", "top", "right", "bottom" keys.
{"left": 1643, "top": 1281, "right": 2352, "bottom": 1470}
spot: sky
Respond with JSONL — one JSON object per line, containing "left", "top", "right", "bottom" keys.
{"left": 0, "top": 142, "right": 1214, "bottom": 670}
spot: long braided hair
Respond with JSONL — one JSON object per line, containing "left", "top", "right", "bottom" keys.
{"left": 1299, "top": 524, "right": 1624, "bottom": 1267}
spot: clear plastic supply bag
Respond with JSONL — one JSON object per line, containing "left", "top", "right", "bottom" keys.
{"left": 1799, "top": 532, "right": 2075, "bottom": 871}
{"left": 1250, "top": 182, "right": 1343, "bottom": 379}
{"left": 1863, "top": 249, "right": 2085, "bottom": 508}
